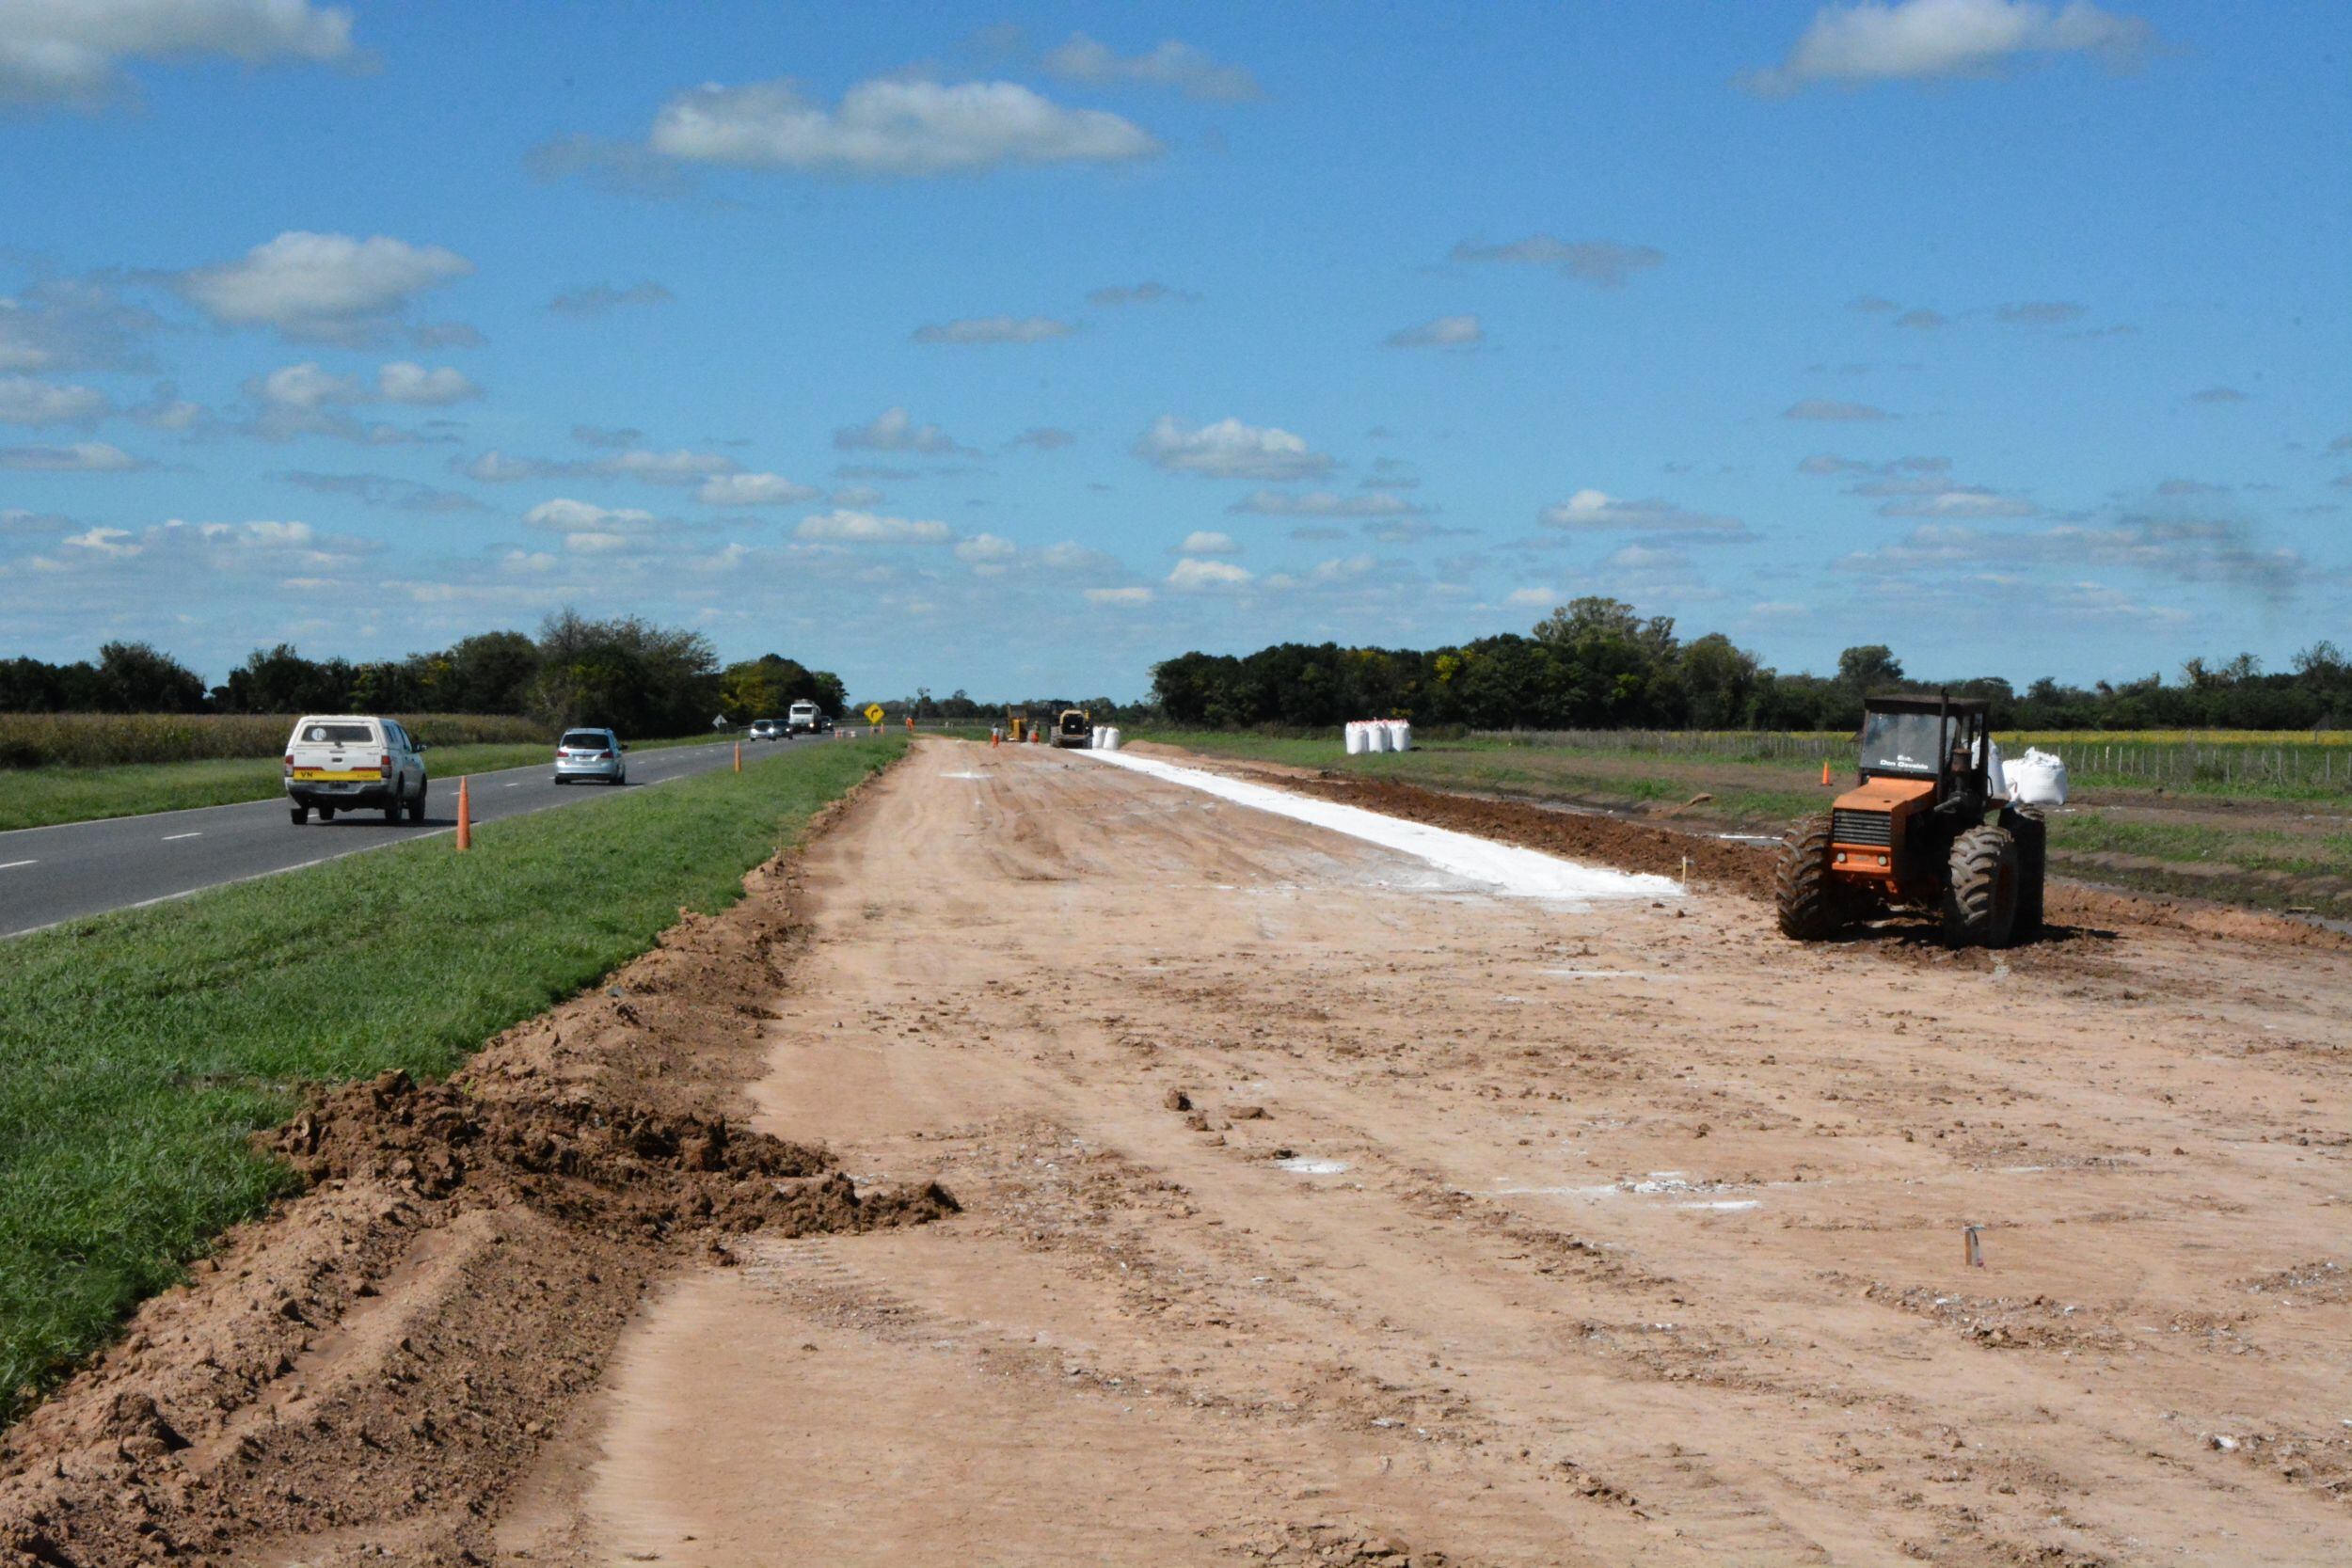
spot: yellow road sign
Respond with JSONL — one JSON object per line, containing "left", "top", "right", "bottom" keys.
{"left": 863, "top": 704, "right": 885, "bottom": 724}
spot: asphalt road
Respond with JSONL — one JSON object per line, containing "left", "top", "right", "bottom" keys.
{"left": 0, "top": 737, "right": 823, "bottom": 940}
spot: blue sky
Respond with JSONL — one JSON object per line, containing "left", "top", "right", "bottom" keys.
{"left": 2, "top": 0, "right": 2345, "bottom": 699}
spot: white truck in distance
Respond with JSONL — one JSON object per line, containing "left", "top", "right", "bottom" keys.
{"left": 787, "top": 699, "right": 820, "bottom": 736}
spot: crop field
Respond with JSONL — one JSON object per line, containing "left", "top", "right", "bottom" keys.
{"left": 0, "top": 734, "right": 902, "bottom": 1416}
{"left": 1136, "top": 727, "right": 2352, "bottom": 919}
{"left": 0, "top": 710, "right": 550, "bottom": 770}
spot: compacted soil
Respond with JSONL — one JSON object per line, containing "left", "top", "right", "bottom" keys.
{"left": 8, "top": 740, "right": 2350, "bottom": 1565}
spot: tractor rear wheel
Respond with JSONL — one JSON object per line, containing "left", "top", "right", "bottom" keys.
{"left": 1774, "top": 816, "right": 1856, "bottom": 941}
{"left": 2000, "top": 805, "right": 2046, "bottom": 938}
{"left": 1944, "top": 824, "right": 2020, "bottom": 947}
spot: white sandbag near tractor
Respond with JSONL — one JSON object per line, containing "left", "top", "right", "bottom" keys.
{"left": 1101, "top": 726, "right": 1121, "bottom": 752}
{"left": 1983, "top": 737, "right": 2006, "bottom": 797}
{"left": 2005, "top": 748, "right": 2070, "bottom": 806}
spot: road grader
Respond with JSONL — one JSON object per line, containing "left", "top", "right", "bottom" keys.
{"left": 1775, "top": 695, "right": 2046, "bottom": 947}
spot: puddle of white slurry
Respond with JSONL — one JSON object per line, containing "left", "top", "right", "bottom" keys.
{"left": 1278, "top": 1157, "right": 1351, "bottom": 1175}
{"left": 942, "top": 770, "right": 988, "bottom": 779}
{"left": 1082, "top": 751, "right": 1681, "bottom": 903}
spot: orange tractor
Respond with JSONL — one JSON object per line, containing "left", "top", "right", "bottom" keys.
{"left": 1776, "top": 695, "right": 2045, "bottom": 947}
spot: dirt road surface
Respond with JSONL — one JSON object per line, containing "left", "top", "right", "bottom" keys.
{"left": 490, "top": 740, "right": 2349, "bottom": 1566}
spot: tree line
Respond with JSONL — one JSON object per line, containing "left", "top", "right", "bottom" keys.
{"left": 1151, "top": 597, "right": 2352, "bottom": 734}
{"left": 1, "top": 610, "right": 848, "bottom": 737}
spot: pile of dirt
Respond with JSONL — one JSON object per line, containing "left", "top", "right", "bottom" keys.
{"left": 1285, "top": 771, "right": 1775, "bottom": 896}
{"left": 271, "top": 1068, "right": 955, "bottom": 1240}
{"left": 0, "top": 769, "right": 947, "bottom": 1568}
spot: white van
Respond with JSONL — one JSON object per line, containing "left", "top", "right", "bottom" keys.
{"left": 787, "top": 699, "right": 820, "bottom": 735}
{"left": 284, "top": 715, "right": 428, "bottom": 825}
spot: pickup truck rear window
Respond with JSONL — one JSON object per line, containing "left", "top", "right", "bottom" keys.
{"left": 298, "top": 722, "right": 373, "bottom": 743}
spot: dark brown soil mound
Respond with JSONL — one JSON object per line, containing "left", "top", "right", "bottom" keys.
{"left": 1287, "top": 772, "right": 1776, "bottom": 896}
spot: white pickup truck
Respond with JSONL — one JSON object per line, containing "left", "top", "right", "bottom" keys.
{"left": 284, "top": 714, "right": 427, "bottom": 825}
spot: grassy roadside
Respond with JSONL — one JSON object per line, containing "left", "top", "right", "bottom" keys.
{"left": 1137, "top": 728, "right": 2352, "bottom": 918}
{"left": 0, "top": 734, "right": 904, "bottom": 1416}
{"left": 0, "top": 733, "right": 731, "bottom": 833}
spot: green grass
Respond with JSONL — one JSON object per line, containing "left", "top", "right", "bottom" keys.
{"left": 0, "top": 733, "right": 731, "bottom": 832}
{"left": 0, "top": 734, "right": 903, "bottom": 1416}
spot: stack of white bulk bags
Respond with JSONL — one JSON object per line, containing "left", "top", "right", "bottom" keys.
{"left": 2005, "top": 748, "right": 2070, "bottom": 806}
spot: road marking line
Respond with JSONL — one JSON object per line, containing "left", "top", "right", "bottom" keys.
{"left": 163, "top": 832, "right": 202, "bottom": 841}
{"left": 0, "top": 859, "right": 34, "bottom": 870}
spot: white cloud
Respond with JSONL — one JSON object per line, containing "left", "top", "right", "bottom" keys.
{"left": 1784, "top": 398, "right": 1892, "bottom": 421}
{"left": 1007, "top": 426, "right": 1075, "bottom": 451}
{"left": 0, "top": 374, "right": 107, "bottom": 424}
{"left": 548, "top": 280, "right": 673, "bottom": 317}
{"left": 1452, "top": 235, "right": 1664, "bottom": 287}
{"left": 648, "top": 77, "right": 1161, "bottom": 177}
{"left": 828, "top": 483, "right": 883, "bottom": 507}
{"left": 954, "top": 531, "right": 1020, "bottom": 563}
{"left": 1746, "top": 0, "right": 2155, "bottom": 94}
{"left": 1042, "top": 35, "right": 1263, "bottom": 102}
{"left": 1166, "top": 557, "right": 1252, "bottom": 590}
{"left": 596, "top": 447, "right": 738, "bottom": 483}
{"left": 178, "top": 232, "right": 473, "bottom": 343}
{"left": 0, "top": 279, "right": 162, "bottom": 373}
{"left": 523, "top": 498, "right": 660, "bottom": 532}
{"left": 59, "top": 526, "right": 140, "bottom": 558}
{"left": 376, "top": 361, "right": 480, "bottom": 405}
{"left": 33, "top": 517, "right": 373, "bottom": 576}
{"left": 1997, "top": 299, "right": 2086, "bottom": 325}
{"left": 794, "top": 509, "right": 953, "bottom": 544}
{"left": 1538, "top": 488, "right": 1745, "bottom": 536}
{"left": 1840, "top": 516, "right": 2314, "bottom": 602}
{"left": 1228, "top": 488, "right": 1424, "bottom": 519}
{"left": 1385, "top": 313, "right": 1483, "bottom": 349}
{"left": 1086, "top": 585, "right": 1155, "bottom": 606}
{"left": 1506, "top": 586, "right": 1559, "bottom": 608}
{"left": 697, "top": 472, "right": 820, "bottom": 506}
{"left": 463, "top": 450, "right": 541, "bottom": 483}
{"left": 0, "top": 0, "right": 357, "bottom": 109}
{"left": 1134, "top": 415, "right": 1333, "bottom": 482}
{"left": 834, "top": 406, "right": 966, "bottom": 455}
{"left": 912, "top": 315, "right": 1075, "bottom": 345}
{"left": 257, "top": 361, "right": 366, "bottom": 409}
{"left": 0, "top": 440, "right": 141, "bottom": 471}
{"left": 1088, "top": 281, "right": 1197, "bottom": 307}
{"left": 1177, "top": 530, "right": 1239, "bottom": 556}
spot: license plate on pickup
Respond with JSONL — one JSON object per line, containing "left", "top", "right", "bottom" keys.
{"left": 292, "top": 768, "right": 378, "bottom": 782}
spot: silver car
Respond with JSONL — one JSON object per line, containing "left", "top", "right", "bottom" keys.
{"left": 552, "top": 727, "right": 628, "bottom": 784}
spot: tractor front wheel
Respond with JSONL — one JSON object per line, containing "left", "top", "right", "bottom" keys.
{"left": 1774, "top": 816, "right": 1857, "bottom": 941}
{"left": 1944, "top": 824, "right": 2021, "bottom": 947}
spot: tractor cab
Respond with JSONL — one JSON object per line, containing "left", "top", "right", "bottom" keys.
{"left": 1778, "top": 693, "right": 2044, "bottom": 948}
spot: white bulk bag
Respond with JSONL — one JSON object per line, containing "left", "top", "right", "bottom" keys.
{"left": 1344, "top": 721, "right": 1368, "bottom": 755}
{"left": 2006, "top": 748, "right": 2069, "bottom": 806}
{"left": 1102, "top": 726, "right": 1120, "bottom": 752}
{"left": 1391, "top": 720, "right": 1413, "bottom": 752}
{"left": 1368, "top": 720, "right": 1393, "bottom": 752}
{"left": 1983, "top": 738, "right": 2006, "bottom": 797}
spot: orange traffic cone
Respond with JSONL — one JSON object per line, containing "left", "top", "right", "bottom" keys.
{"left": 1821, "top": 760, "right": 1832, "bottom": 785}
{"left": 455, "top": 776, "right": 472, "bottom": 850}
{"left": 734, "top": 741, "right": 742, "bottom": 773}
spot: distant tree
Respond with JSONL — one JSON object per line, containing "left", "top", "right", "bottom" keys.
{"left": 94, "top": 641, "right": 208, "bottom": 713}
